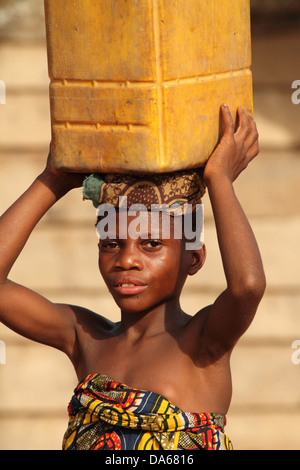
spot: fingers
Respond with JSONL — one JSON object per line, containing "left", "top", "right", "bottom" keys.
{"left": 220, "top": 104, "right": 235, "bottom": 136}
{"left": 247, "top": 122, "right": 259, "bottom": 159}
{"left": 219, "top": 104, "right": 259, "bottom": 158}
{"left": 235, "top": 106, "right": 259, "bottom": 158}
{"left": 236, "top": 106, "right": 252, "bottom": 135}
{"left": 244, "top": 111, "right": 259, "bottom": 160}
{"left": 247, "top": 137, "right": 259, "bottom": 160}
{"left": 221, "top": 104, "right": 254, "bottom": 138}
{"left": 236, "top": 107, "right": 258, "bottom": 140}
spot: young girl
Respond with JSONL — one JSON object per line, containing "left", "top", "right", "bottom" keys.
{"left": 0, "top": 105, "right": 265, "bottom": 450}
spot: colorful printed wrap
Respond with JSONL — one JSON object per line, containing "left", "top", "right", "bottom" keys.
{"left": 62, "top": 374, "right": 233, "bottom": 451}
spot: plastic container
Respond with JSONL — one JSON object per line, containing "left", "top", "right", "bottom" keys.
{"left": 44, "top": 0, "right": 253, "bottom": 173}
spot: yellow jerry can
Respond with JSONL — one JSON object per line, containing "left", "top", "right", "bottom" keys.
{"left": 44, "top": 0, "right": 253, "bottom": 174}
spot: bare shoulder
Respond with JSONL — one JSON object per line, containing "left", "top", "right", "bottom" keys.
{"left": 62, "top": 304, "right": 119, "bottom": 377}
{"left": 67, "top": 304, "right": 118, "bottom": 338}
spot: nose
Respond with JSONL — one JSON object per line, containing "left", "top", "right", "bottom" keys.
{"left": 114, "top": 241, "right": 143, "bottom": 271}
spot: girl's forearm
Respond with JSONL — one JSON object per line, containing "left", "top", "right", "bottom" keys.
{"left": 206, "top": 174, "right": 266, "bottom": 298}
{"left": 0, "top": 170, "right": 70, "bottom": 281}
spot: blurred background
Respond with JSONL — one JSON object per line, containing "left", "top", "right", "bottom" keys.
{"left": 0, "top": 0, "right": 299, "bottom": 450}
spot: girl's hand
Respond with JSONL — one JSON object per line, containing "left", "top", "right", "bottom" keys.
{"left": 40, "top": 144, "right": 88, "bottom": 195}
{"left": 204, "top": 105, "right": 259, "bottom": 184}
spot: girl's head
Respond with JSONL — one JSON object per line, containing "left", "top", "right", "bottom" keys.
{"left": 96, "top": 208, "right": 206, "bottom": 314}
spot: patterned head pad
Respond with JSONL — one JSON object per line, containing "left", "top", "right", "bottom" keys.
{"left": 83, "top": 169, "right": 206, "bottom": 215}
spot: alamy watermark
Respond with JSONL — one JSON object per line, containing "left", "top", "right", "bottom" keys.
{"left": 0, "top": 80, "right": 6, "bottom": 104}
{"left": 291, "top": 80, "right": 300, "bottom": 105}
{"left": 291, "top": 340, "right": 300, "bottom": 365}
{"left": 0, "top": 340, "right": 6, "bottom": 364}
{"left": 96, "top": 197, "right": 204, "bottom": 250}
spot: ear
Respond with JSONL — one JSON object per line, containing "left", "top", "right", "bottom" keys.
{"left": 188, "top": 243, "right": 206, "bottom": 276}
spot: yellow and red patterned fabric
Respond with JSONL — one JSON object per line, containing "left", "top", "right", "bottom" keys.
{"left": 63, "top": 373, "right": 233, "bottom": 450}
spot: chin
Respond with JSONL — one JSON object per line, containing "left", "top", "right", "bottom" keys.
{"left": 118, "top": 296, "right": 175, "bottom": 316}
{"left": 111, "top": 295, "right": 145, "bottom": 312}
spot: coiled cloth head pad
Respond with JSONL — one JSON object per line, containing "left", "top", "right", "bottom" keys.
{"left": 83, "top": 169, "right": 206, "bottom": 215}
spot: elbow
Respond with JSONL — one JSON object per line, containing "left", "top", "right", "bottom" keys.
{"left": 248, "top": 271, "right": 267, "bottom": 300}
{"left": 230, "top": 272, "right": 266, "bottom": 304}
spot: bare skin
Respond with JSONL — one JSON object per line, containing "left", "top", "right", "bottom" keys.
{"left": 0, "top": 105, "right": 266, "bottom": 415}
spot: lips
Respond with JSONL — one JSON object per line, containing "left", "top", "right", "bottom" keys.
{"left": 112, "top": 277, "right": 147, "bottom": 295}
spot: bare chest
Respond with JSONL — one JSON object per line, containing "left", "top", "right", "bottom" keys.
{"left": 75, "top": 332, "right": 232, "bottom": 414}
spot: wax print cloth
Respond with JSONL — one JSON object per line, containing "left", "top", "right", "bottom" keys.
{"left": 63, "top": 373, "right": 233, "bottom": 450}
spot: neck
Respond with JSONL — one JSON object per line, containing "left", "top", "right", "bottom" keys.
{"left": 118, "top": 299, "right": 190, "bottom": 343}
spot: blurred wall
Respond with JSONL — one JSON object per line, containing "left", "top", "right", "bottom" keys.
{"left": 0, "top": 0, "right": 300, "bottom": 450}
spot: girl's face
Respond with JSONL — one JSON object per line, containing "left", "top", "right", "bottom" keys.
{"left": 98, "top": 211, "right": 203, "bottom": 314}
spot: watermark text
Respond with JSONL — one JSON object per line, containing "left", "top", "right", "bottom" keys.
{"left": 0, "top": 80, "right": 6, "bottom": 104}
{"left": 96, "top": 198, "right": 204, "bottom": 250}
{"left": 0, "top": 340, "right": 6, "bottom": 364}
{"left": 291, "top": 340, "right": 300, "bottom": 365}
{"left": 291, "top": 80, "right": 300, "bottom": 105}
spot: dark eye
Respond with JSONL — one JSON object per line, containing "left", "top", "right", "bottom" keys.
{"left": 99, "top": 240, "right": 118, "bottom": 250}
{"left": 144, "top": 240, "right": 162, "bottom": 249}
